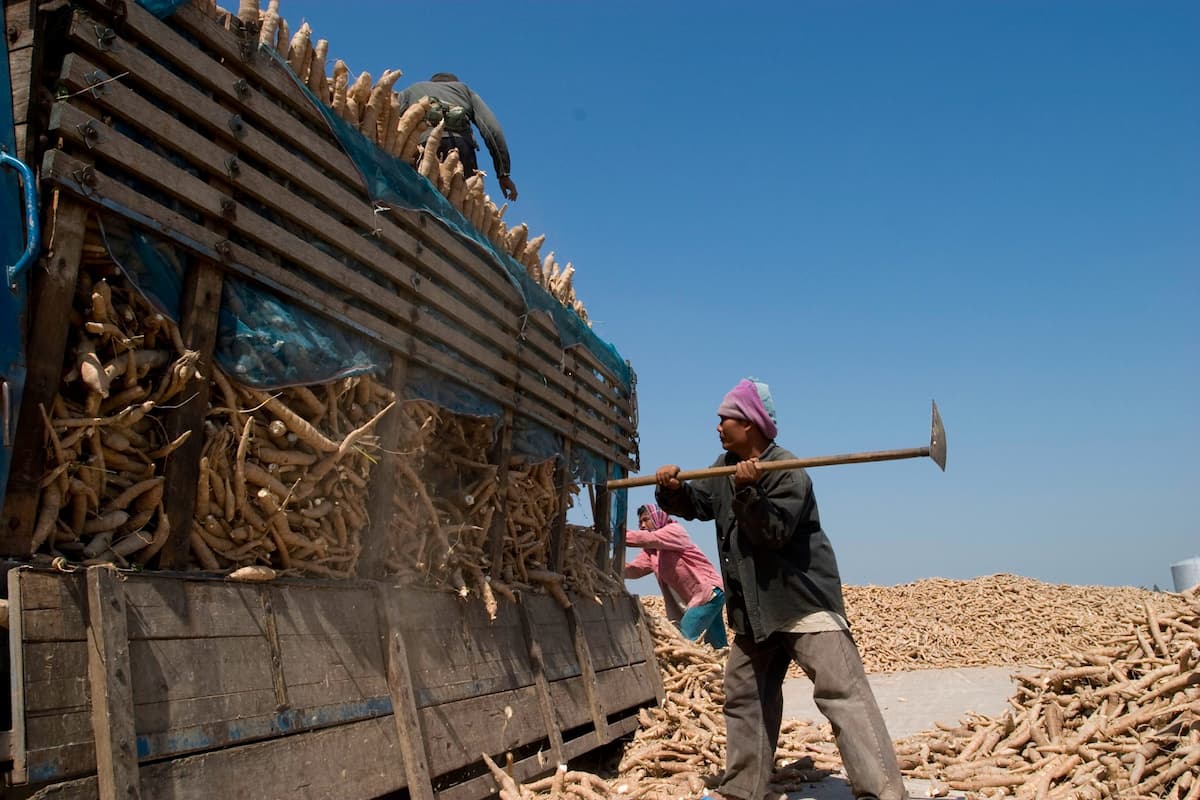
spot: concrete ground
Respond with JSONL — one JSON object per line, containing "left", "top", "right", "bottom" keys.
{"left": 777, "top": 666, "right": 1022, "bottom": 800}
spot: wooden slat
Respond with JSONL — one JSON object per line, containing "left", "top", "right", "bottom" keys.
{"left": 397, "top": 590, "right": 532, "bottom": 707}
{"left": 549, "top": 443, "right": 572, "bottom": 573}
{"left": 574, "top": 594, "right": 646, "bottom": 672}
{"left": 8, "top": 567, "right": 29, "bottom": 784}
{"left": 359, "top": 355, "right": 407, "bottom": 577}
{"left": 24, "top": 715, "right": 407, "bottom": 800}
{"left": 157, "top": 260, "right": 223, "bottom": 569}
{"left": 433, "top": 714, "right": 641, "bottom": 800}
{"left": 0, "top": 196, "right": 88, "bottom": 556}
{"left": 84, "top": 566, "right": 140, "bottom": 799}
{"left": 523, "top": 596, "right": 584, "bottom": 683}
{"left": 487, "top": 409, "right": 514, "bottom": 573}
{"left": 258, "top": 587, "right": 289, "bottom": 712}
{"left": 518, "top": 598, "right": 564, "bottom": 766}
{"left": 5, "top": 0, "right": 36, "bottom": 161}
{"left": 375, "top": 584, "right": 435, "bottom": 800}
{"left": 548, "top": 664, "right": 659, "bottom": 730}
{"left": 594, "top": 484, "right": 612, "bottom": 573}
{"left": 566, "top": 603, "right": 608, "bottom": 741}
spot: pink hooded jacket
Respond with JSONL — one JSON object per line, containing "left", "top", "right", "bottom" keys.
{"left": 624, "top": 507, "right": 723, "bottom": 623}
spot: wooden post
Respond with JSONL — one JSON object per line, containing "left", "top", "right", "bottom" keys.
{"left": 85, "top": 564, "right": 140, "bottom": 799}
{"left": 487, "top": 408, "right": 513, "bottom": 575}
{"left": 518, "top": 598, "right": 564, "bottom": 765}
{"left": 548, "top": 438, "right": 572, "bottom": 574}
{"left": 157, "top": 260, "right": 223, "bottom": 569}
{"left": 0, "top": 195, "right": 88, "bottom": 556}
{"left": 566, "top": 603, "right": 608, "bottom": 742}
{"left": 259, "top": 586, "right": 289, "bottom": 711}
{"left": 610, "top": 470, "right": 628, "bottom": 578}
{"left": 358, "top": 353, "right": 409, "bottom": 577}
{"left": 6, "top": 0, "right": 38, "bottom": 163}
{"left": 374, "top": 584, "right": 435, "bottom": 800}
{"left": 594, "top": 464, "right": 611, "bottom": 573}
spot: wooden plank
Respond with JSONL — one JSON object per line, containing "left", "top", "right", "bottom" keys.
{"left": 594, "top": 483, "right": 612, "bottom": 573}
{"left": 375, "top": 584, "right": 435, "bottom": 800}
{"left": 487, "top": 408, "right": 514, "bottom": 580}
{"left": 258, "top": 587, "right": 289, "bottom": 712}
{"left": 85, "top": 566, "right": 140, "bottom": 799}
{"left": 549, "top": 442, "right": 572, "bottom": 573}
{"left": 417, "top": 684, "right": 550, "bottom": 769}
{"left": 25, "top": 715, "right": 407, "bottom": 800}
{"left": 5, "top": 0, "right": 35, "bottom": 162}
{"left": 523, "top": 595, "right": 584, "bottom": 683}
{"left": 359, "top": 355, "right": 407, "bottom": 578}
{"left": 566, "top": 603, "right": 608, "bottom": 741}
{"left": 156, "top": 259, "right": 223, "bottom": 570}
{"left": 433, "top": 715, "right": 641, "bottom": 800}
{"left": 518, "top": 598, "right": 564, "bottom": 766}
{"left": 547, "top": 663, "right": 658, "bottom": 734}
{"left": 8, "top": 568, "right": 29, "bottom": 783}
{"left": 572, "top": 595, "right": 645, "bottom": 672}
{"left": 22, "top": 641, "right": 88, "bottom": 712}
{"left": 266, "top": 582, "right": 381, "bottom": 636}
{"left": 396, "top": 591, "right": 532, "bottom": 707}
{"left": 0, "top": 196, "right": 88, "bottom": 556}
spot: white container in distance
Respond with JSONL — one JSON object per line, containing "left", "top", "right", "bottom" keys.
{"left": 1170, "top": 557, "right": 1200, "bottom": 592}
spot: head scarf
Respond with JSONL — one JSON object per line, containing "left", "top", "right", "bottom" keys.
{"left": 636, "top": 504, "right": 672, "bottom": 530}
{"left": 717, "top": 377, "right": 778, "bottom": 440}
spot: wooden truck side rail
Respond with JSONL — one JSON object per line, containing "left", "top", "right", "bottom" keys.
{"left": 4, "top": 564, "right": 664, "bottom": 799}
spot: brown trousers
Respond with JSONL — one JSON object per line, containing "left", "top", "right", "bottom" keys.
{"left": 714, "top": 630, "right": 908, "bottom": 800}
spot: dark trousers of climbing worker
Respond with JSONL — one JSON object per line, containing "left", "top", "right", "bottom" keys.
{"left": 438, "top": 130, "right": 479, "bottom": 176}
{"left": 715, "top": 630, "right": 909, "bottom": 800}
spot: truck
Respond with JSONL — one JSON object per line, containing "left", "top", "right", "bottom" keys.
{"left": 0, "top": 1, "right": 663, "bottom": 797}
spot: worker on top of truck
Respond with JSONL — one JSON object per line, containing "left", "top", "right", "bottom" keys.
{"left": 623, "top": 503, "right": 727, "bottom": 648}
{"left": 397, "top": 72, "right": 519, "bottom": 201}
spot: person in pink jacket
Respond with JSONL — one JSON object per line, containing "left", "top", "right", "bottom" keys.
{"left": 624, "top": 504, "right": 727, "bottom": 647}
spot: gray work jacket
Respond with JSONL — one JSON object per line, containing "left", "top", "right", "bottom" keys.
{"left": 656, "top": 443, "right": 847, "bottom": 642}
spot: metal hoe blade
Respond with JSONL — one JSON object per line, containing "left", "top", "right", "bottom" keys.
{"left": 929, "top": 400, "right": 947, "bottom": 471}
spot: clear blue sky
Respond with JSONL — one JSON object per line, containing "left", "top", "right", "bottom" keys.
{"left": 280, "top": 1, "right": 1198, "bottom": 591}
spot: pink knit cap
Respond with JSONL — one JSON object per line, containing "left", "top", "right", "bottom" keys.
{"left": 717, "top": 378, "right": 778, "bottom": 440}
